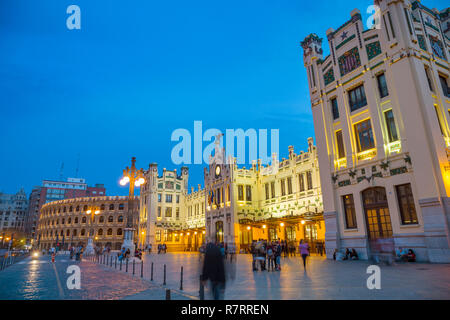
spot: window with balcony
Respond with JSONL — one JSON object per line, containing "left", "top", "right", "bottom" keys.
{"left": 270, "top": 181, "right": 276, "bottom": 198}
{"left": 246, "top": 185, "right": 252, "bottom": 201}
{"left": 238, "top": 185, "right": 244, "bottom": 201}
{"left": 299, "top": 174, "right": 305, "bottom": 192}
{"left": 281, "top": 179, "right": 286, "bottom": 196}
{"left": 306, "top": 171, "right": 313, "bottom": 190}
{"left": 265, "top": 184, "right": 270, "bottom": 200}
{"left": 287, "top": 177, "right": 293, "bottom": 195}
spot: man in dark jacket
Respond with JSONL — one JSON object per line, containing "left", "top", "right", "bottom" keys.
{"left": 201, "top": 243, "right": 226, "bottom": 300}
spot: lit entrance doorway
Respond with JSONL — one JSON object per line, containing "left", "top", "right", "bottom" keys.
{"left": 362, "top": 187, "right": 394, "bottom": 255}
{"left": 215, "top": 221, "right": 224, "bottom": 244}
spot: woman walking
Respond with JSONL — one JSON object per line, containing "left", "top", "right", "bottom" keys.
{"left": 299, "top": 240, "right": 309, "bottom": 271}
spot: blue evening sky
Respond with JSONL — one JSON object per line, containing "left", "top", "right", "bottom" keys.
{"left": 0, "top": 0, "right": 447, "bottom": 196}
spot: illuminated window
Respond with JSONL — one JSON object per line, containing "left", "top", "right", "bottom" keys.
{"left": 299, "top": 174, "right": 305, "bottom": 192}
{"left": 156, "top": 230, "right": 161, "bottom": 242}
{"left": 354, "top": 119, "right": 375, "bottom": 152}
{"left": 384, "top": 110, "right": 399, "bottom": 142}
{"left": 270, "top": 181, "right": 276, "bottom": 198}
{"left": 281, "top": 179, "right": 286, "bottom": 196}
{"left": 306, "top": 171, "right": 313, "bottom": 190}
{"left": 348, "top": 85, "right": 367, "bottom": 112}
{"left": 238, "top": 185, "right": 244, "bottom": 201}
{"left": 336, "top": 130, "right": 346, "bottom": 159}
{"left": 158, "top": 194, "right": 162, "bottom": 202}
{"left": 246, "top": 185, "right": 252, "bottom": 201}
{"left": 342, "top": 194, "right": 357, "bottom": 229}
{"left": 396, "top": 184, "right": 418, "bottom": 225}
{"left": 287, "top": 177, "right": 293, "bottom": 195}
{"left": 165, "top": 207, "right": 172, "bottom": 218}
{"left": 176, "top": 208, "right": 180, "bottom": 220}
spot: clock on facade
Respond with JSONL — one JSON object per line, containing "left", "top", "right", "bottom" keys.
{"left": 215, "top": 165, "right": 221, "bottom": 178}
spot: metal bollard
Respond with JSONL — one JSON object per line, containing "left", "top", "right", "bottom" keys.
{"left": 110, "top": 256, "right": 112, "bottom": 267}
{"left": 126, "top": 258, "right": 129, "bottom": 272}
{"left": 163, "top": 264, "right": 166, "bottom": 285}
{"left": 133, "top": 259, "right": 135, "bottom": 275}
{"left": 141, "top": 261, "right": 143, "bottom": 278}
{"left": 166, "top": 289, "right": 171, "bottom": 300}
{"left": 115, "top": 256, "right": 117, "bottom": 269}
{"left": 151, "top": 262, "right": 153, "bottom": 281}
{"left": 180, "top": 266, "right": 184, "bottom": 290}
{"left": 199, "top": 275, "right": 205, "bottom": 300}
{"left": 120, "top": 259, "right": 122, "bottom": 271}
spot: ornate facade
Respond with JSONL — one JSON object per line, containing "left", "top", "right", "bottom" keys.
{"left": 36, "top": 196, "right": 139, "bottom": 250}
{"left": 302, "top": 1, "right": 450, "bottom": 262}
{"left": 204, "top": 137, "right": 324, "bottom": 252}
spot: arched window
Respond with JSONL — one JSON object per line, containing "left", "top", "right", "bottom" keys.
{"left": 68, "top": 217, "right": 71, "bottom": 224}
{"left": 108, "top": 216, "right": 113, "bottom": 223}
{"left": 69, "top": 206, "right": 73, "bottom": 212}
{"left": 73, "top": 229, "right": 77, "bottom": 236}
{"left": 58, "top": 208, "right": 61, "bottom": 213}
{"left": 74, "top": 217, "right": 78, "bottom": 224}
{"left": 61, "top": 218, "right": 65, "bottom": 224}
{"left": 118, "top": 216, "right": 123, "bottom": 223}
{"left": 100, "top": 204, "right": 105, "bottom": 210}
{"left": 119, "top": 203, "right": 124, "bottom": 210}
{"left": 107, "top": 228, "right": 113, "bottom": 236}
{"left": 56, "top": 219, "right": 59, "bottom": 225}
{"left": 109, "top": 204, "right": 115, "bottom": 210}
{"left": 83, "top": 205, "right": 88, "bottom": 211}
{"left": 63, "top": 207, "right": 67, "bottom": 213}
{"left": 50, "top": 231, "right": 53, "bottom": 236}
{"left": 99, "top": 216, "right": 104, "bottom": 223}
{"left": 117, "top": 228, "right": 123, "bottom": 236}
{"left": 66, "top": 229, "right": 70, "bottom": 236}
{"left": 80, "top": 229, "right": 85, "bottom": 236}
{"left": 98, "top": 229, "right": 103, "bottom": 236}
{"left": 60, "top": 230, "right": 64, "bottom": 236}
{"left": 76, "top": 206, "right": 80, "bottom": 212}
{"left": 82, "top": 216, "right": 86, "bottom": 223}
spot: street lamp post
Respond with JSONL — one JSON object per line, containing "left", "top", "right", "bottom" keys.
{"left": 120, "top": 157, "right": 145, "bottom": 256}
{"left": 84, "top": 207, "right": 100, "bottom": 255}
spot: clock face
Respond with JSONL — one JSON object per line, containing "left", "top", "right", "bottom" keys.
{"left": 215, "top": 165, "right": 221, "bottom": 177}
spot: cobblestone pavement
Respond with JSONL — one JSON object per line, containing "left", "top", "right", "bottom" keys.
{"left": 1, "top": 253, "right": 449, "bottom": 300}
{"left": 0, "top": 254, "right": 180, "bottom": 300}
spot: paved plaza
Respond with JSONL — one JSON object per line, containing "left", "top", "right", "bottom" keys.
{"left": 0, "top": 253, "right": 449, "bottom": 300}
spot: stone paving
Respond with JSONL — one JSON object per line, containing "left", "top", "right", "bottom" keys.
{"left": 132, "top": 253, "right": 450, "bottom": 300}
{"left": 0, "top": 254, "right": 171, "bottom": 300}
{"left": 0, "top": 252, "right": 449, "bottom": 300}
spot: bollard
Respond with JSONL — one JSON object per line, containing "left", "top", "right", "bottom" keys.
{"left": 166, "top": 289, "right": 171, "bottom": 300}
{"left": 199, "top": 275, "right": 205, "bottom": 300}
{"left": 141, "top": 260, "right": 143, "bottom": 278}
{"left": 133, "top": 259, "right": 135, "bottom": 275}
{"left": 115, "top": 256, "right": 117, "bottom": 269}
{"left": 151, "top": 262, "right": 153, "bottom": 281}
{"left": 163, "top": 264, "right": 166, "bottom": 285}
{"left": 126, "top": 258, "right": 129, "bottom": 273}
{"left": 180, "top": 266, "right": 184, "bottom": 290}
{"left": 110, "top": 256, "right": 113, "bottom": 267}
{"left": 120, "top": 259, "right": 122, "bottom": 271}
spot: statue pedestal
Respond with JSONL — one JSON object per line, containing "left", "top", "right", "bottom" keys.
{"left": 85, "top": 238, "right": 95, "bottom": 255}
{"left": 122, "top": 228, "right": 135, "bottom": 255}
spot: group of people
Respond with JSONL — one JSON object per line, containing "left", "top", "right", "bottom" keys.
{"left": 68, "top": 245, "right": 84, "bottom": 261}
{"left": 250, "top": 239, "right": 311, "bottom": 272}
{"left": 157, "top": 243, "right": 167, "bottom": 254}
{"left": 396, "top": 247, "right": 416, "bottom": 262}
{"left": 333, "top": 248, "right": 359, "bottom": 261}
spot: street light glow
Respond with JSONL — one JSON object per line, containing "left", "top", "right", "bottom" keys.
{"left": 247, "top": 226, "right": 251, "bottom": 230}
{"left": 262, "top": 225, "right": 267, "bottom": 229}
{"left": 280, "top": 223, "right": 285, "bottom": 227}
{"left": 301, "top": 220, "right": 306, "bottom": 225}
{"left": 86, "top": 210, "right": 92, "bottom": 214}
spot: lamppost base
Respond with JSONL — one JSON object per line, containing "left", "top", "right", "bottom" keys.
{"left": 122, "top": 228, "right": 135, "bottom": 255}
{"left": 85, "top": 238, "right": 95, "bottom": 255}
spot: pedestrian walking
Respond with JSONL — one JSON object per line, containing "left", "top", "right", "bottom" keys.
{"left": 299, "top": 240, "right": 310, "bottom": 270}
{"left": 201, "top": 243, "right": 226, "bottom": 300}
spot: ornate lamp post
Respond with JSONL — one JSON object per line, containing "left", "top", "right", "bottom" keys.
{"left": 119, "top": 157, "right": 145, "bottom": 255}
{"left": 84, "top": 206, "right": 100, "bottom": 255}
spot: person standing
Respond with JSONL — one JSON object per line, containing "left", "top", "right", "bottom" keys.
{"left": 201, "top": 243, "right": 226, "bottom": 300}
{"left": 299, "top": 240, "right": 309, "bottom": 271}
